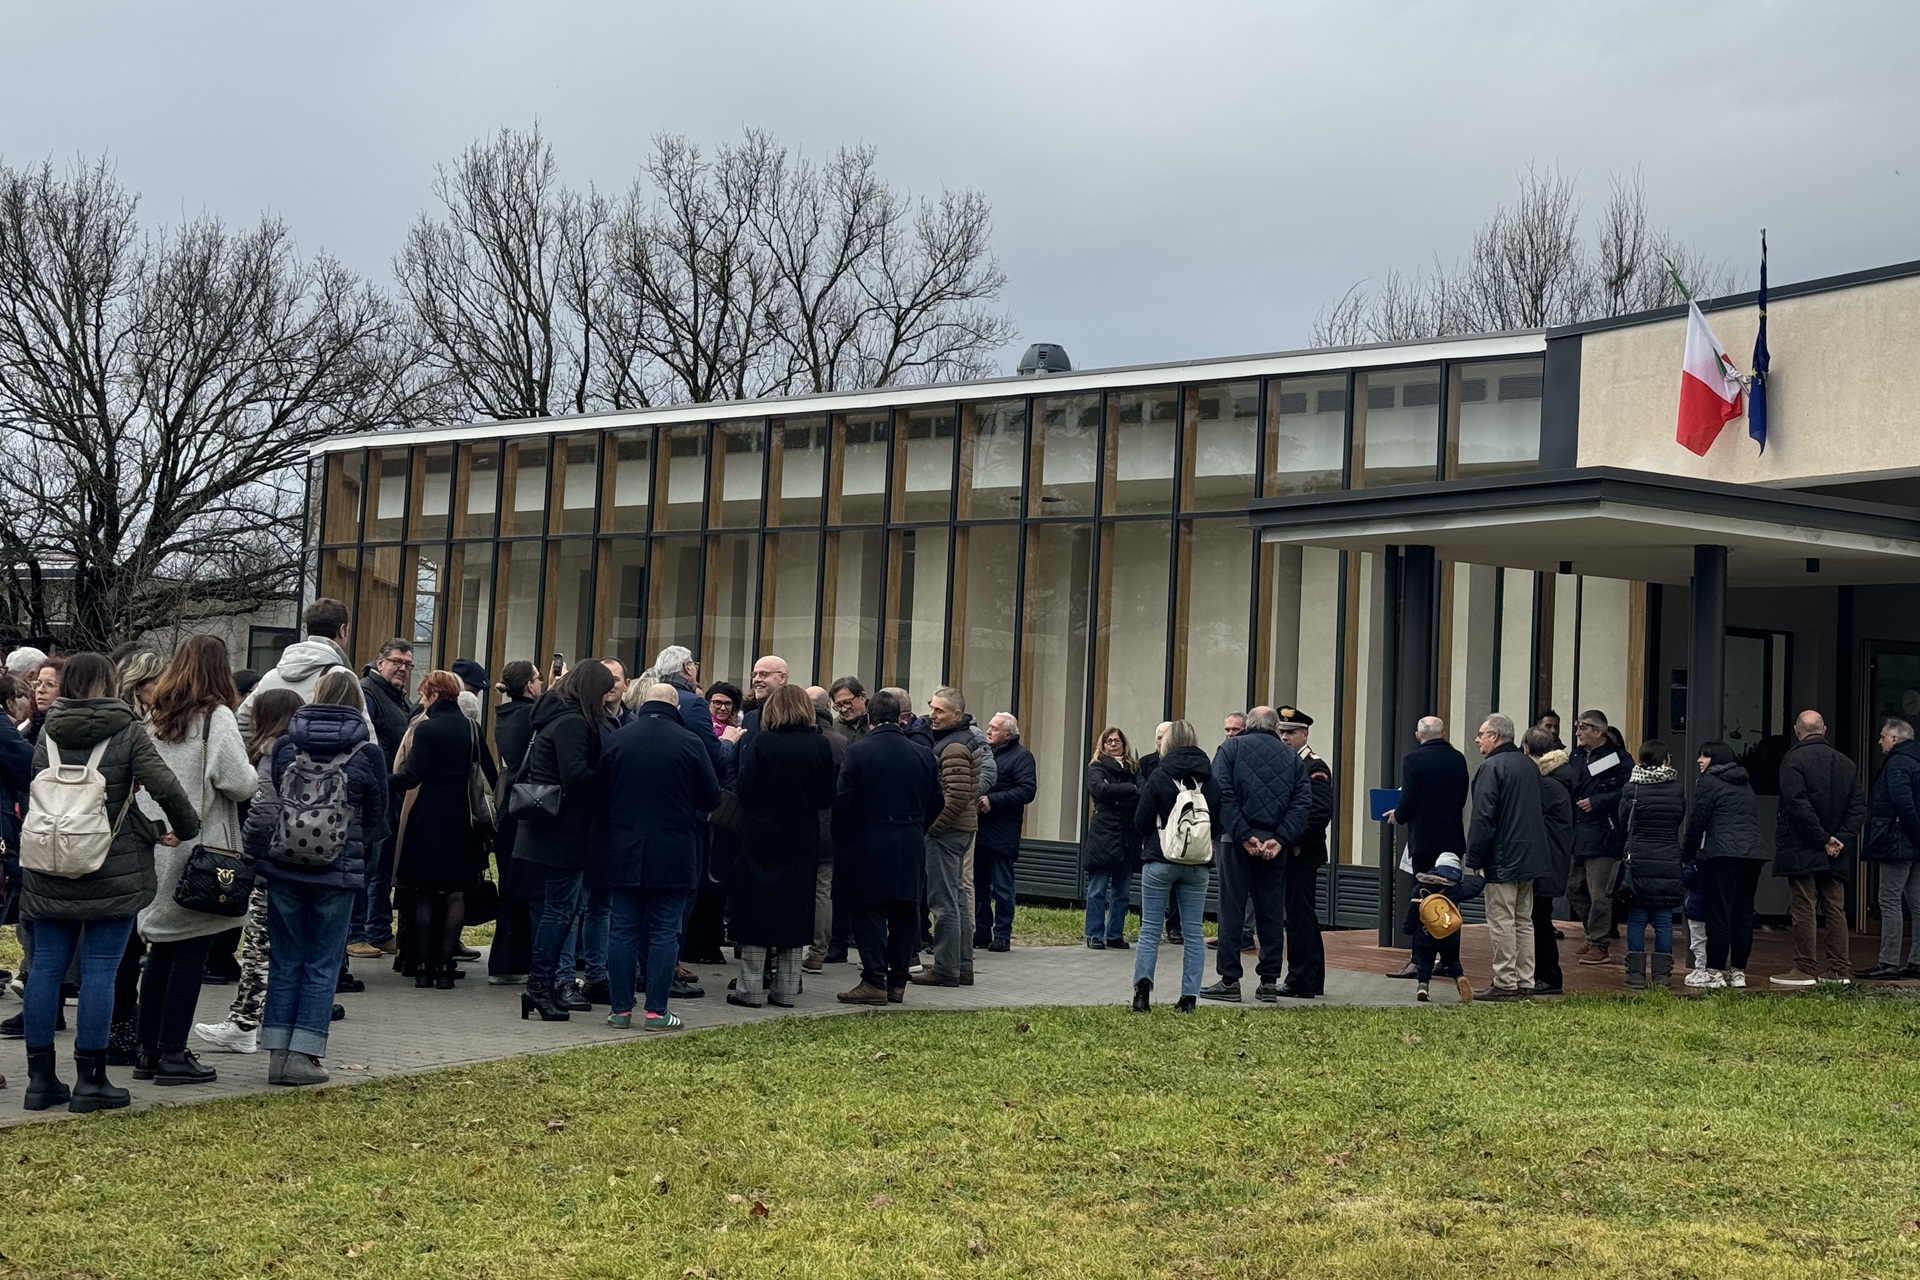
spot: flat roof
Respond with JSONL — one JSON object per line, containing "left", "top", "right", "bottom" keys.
{"left": 308, "top": 331, "right": 1546, "bottom": 455}
{"left": 1249, "top": 467, "right": 1920, "bottom": 587}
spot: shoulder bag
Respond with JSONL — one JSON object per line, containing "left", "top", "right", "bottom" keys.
{"left": 506, "top": 723, "right": 564, "bottom": 820}
{"left": 466, "top": 720, "right": 499, "bottom": 840}
{"left": 174, "top": 714, "right": 257, "bottom": 918}
{"left": 1605, "top": 789, "right": 1640, "bottom": 909}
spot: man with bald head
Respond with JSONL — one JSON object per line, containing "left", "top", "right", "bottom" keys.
{"left": 1772, "top": 709, "right": 1866, "bottom": 986}
{"left": 734, "top": 655, "right": 791, "bottom": 751}
{"left": 1383, "top": 715, "right": 1470, "bottom": 978}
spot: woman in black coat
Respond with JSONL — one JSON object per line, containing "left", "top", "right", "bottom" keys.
{"left": 727, "top": 685, "right": 836, "bottom": 1008}
{"left": 393, "top": 670, "right": 497, "bottom": 988}
{"left": 1682, "top": 740, "right": 1766, "bottom": 988}
{"left": 1081, "top": 728, "right": 1140, "bottom": 950}
{"left": 1617, "top": 739, "right": 1686, "bottom": 989}
{"left": 487, "top": 660, "right": 542, "bottom": 982}
{"left": 511, "top": 660, "right": 612, "bottom": 1019}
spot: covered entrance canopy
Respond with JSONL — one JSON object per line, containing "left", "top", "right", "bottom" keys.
{"left": 1248, "top": 466, "right": 1920, "bottom": 944}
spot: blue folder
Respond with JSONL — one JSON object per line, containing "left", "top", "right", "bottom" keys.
{"left": 1369, "top": 788, "right": 1401, "bottom": 822}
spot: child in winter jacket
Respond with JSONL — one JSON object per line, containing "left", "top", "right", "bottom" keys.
{"left": 1410, "top": 853, "right": 1484, "bottom": 1004}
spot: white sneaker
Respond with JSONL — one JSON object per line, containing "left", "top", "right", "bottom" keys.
{"left": 1683, "top": 968, "right": 1713, "bottom": 987}
{"left": 1704, "top": 970, "right": 1729, "bottom": 989}
{"left": 1729, "top": 969, "right": 1747, "bottom": 988}
{"left": 1769, "top": 972, "right": 1814, "bottom": 988}
{"left": 194, "top": 1020, "right": 259, "bottom": 1054}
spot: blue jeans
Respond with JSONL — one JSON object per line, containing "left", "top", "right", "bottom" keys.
{"left": 608, "top": 887, "right": 692, "bottom": 1016}
{"left": 1084, "top": 869, "right": 1131, "bottom": 942}
{"left": 262, "top": 881, "right": 356, "bottom": 1057}
{"left": 532, "top": 869, "right": 584, "bottom": 989}
{"left": 349, "top": 833, "right": 396, "bottom": 945}
{"left": 974, "top": 852, "right": 1017, "bottom": 946}
{"left": 1133, "top": 862, "right": 1208, "bottom": 998}
{"left": 23, "top": 916, "right": 133, "bottom": 1050}
{"left": 1627, "top": 905, "right": 1674, "bottom": 955}
{"left": 555, "top": 885, "right": 610, "bottom": 987}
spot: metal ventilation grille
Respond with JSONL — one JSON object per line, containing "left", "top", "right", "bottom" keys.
{"left": 1499, "top": 374, "right": 1544, "bottom": 401}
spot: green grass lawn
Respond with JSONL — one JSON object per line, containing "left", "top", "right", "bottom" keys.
{"left": 8, "top": 993, "right": 1920, "bottom": 1279}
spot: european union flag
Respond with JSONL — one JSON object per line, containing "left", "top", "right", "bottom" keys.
{"left": 1749, "top": 232, "right": 1769, "bottom": 452}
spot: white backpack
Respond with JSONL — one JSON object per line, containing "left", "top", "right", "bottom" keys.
{"left": 20, "top": 735, "right": 137, "bottom": 879}
{"left": 1159, "top": 778, "right": 1215, "bottom": 865}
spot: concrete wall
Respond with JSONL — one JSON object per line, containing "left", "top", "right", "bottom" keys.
{"left": 1576, "top": 273, "right": 1920, "bottom": 485}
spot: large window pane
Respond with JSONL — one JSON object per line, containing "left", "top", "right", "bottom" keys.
{"left": 885, "top": 527, "right": 949, "bottom": 701}
{"left": 950, "top": 524, "right": 1018, "bottom": 724}
{"left": 593, "top": 538, "right": 649, "bottom": 676}
{"left": 1358, "top": 365, "right": 1442, "bottom": 488}
{"left": 893, "top": 406, "right": 956, "bottom": 523}
{"left": 1096, "top": 520, "right": 1169, "bottom": 742}
{"left": 501, "top": 440, "right": 548, "bottom": 538}
{"left": 704, "top": 533, "right": 760, "bottom": 685}
{"left": 710, "top": 421, "right": 765, "bottom": 528}
{"left": 655, "top": 425, "right": 707, "bottom": 531}
{"left": 367, "top": 448, "right": 409, "bottom": 541}
{"left": 646, "top": 535, "right": 704, "bottom": 663}
{"left": 318, "top": 547, "right": 359, "bottom": 612}
{"left": 1021, "top": 523, "right": 1093, "bottom": 842}
{"left": 830, "top": 412, "right": 889, "bottom": 525}
{"left": 1105, "top": 389, "right": 1176, "bottom": 515}
{"left": 821, "top": 529, "right": 883, "bottom": 690}
{"left": 493, "top": 541, "right": 543, "bottom": 674}
{"left": 958, "top": 399, "right": 1026, "bottom": 519}
{"left": 1175, "top": 519, "right": 1252, "bottom": 722}
{"left": 761, "top": 531, "right": 820, "bottom": 687}
{"left": 549, "top": 434, "right": 601, "bottom": 535}
{"left": 604, "top": 429, "right": 651, "bottom": 534}
{"left": 446, "top": 543, "right": 494, "bottom": 676}
{"left": 356, "top": 545, "right": 404, "bottom": 668}
{"left": 321, "top": 452, "right": 365, "bottom": 544}
{"left": 1454, "top": 357, "right": 1544, "bottom": 479}
{"left": 767, "top": 416, "right": 826, "bottom": 527}
{"left": 402, "top": 545, "right": 445, "bottom": 665}
{"left": 1184, "top": 382, "right": 1258, "bottom": 511}
{"left": 1257, "top": 543, "right": 1343, "bottom": 856}
{"left": 1266, "top": 374, "right": 1346, "bottom": 496}
{"left": 1031, "top": 395, "right": 1099, "bottom": 517}
{"left": 454, "top": 443, "right": 499, "bottom": 540}
{"left": 409, "top": 447, "right": 453, "bottom": 542}
{"left": 543, "top": 540, "right": 595, "bottom": 672}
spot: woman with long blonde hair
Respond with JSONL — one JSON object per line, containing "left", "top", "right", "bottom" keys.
{"left": 1081, "top": 726, "right": 1140, "bottom": 950}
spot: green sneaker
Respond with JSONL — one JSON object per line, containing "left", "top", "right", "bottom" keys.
{"left": 643, "top": 1011, "right": 684, "bottom": 1032}
{"left": 606, "top": 1011, "right": 633, "bottom": 1029}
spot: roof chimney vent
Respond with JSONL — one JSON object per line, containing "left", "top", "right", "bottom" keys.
{"left": 1016, "top": 343, "right": 1072, "bottom": 376}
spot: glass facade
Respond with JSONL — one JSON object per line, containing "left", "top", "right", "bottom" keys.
{"left": 309, "top": 353, "right": 1542, "bottom": 852}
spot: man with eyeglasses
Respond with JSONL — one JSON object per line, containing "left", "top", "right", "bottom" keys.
{"left": 1567, "top": 710, "right": 1629, "bottom": 967}
{"left": 829, "top": 677, "right": 870, "bottom": 744}
{"left": 1465, "top": 713, "right": 1553, "bottom": 999}
{"left": 347, "top": 639, "right": 417, "bottom": 960}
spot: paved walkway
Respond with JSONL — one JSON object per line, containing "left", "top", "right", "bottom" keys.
{"left": 0, "top": 940, "right": 1415, "bottom": 1126}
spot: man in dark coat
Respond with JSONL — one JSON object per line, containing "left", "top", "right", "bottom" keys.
{"left": 598, "top": 686, "right": 721, "bottom": 1026}
{"left": 1525, "top": 729, "right": 1576, "bottom": 995}
{"left": 975, "top": 712, "right": 1036, "bottom": 952}
{"left": 1862, "top": 718, "right": 1920, "bottom": 980}
{"left": 349, "top": 639, "right": 415, "bottom": 959}
{"left": 1201, "top": 706, "right": 1312, "bottom": 1003}
{"left": 1275, "top": 708, "right": 1334, "bottom": 998}
{"left": 1466, "top": 712, "right": 1552, "bottom": 1000}
{"left": 1384, "top": 716, "right": 1469, "bottom": 978}
{"left": 832, "top": 689, "right": 943, "bottom": 1005}
{"left": 1772, "top": 710, "right": 1867, "bottom": 986}
{"left": 1567, "top": 709, "right": 1629, "bottom": 964}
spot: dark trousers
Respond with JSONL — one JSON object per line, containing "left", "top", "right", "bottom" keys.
{"left": 1411, "top": 924, "right": 1462, "bottom": 981}
{"left": 973, "top": 852, "right": 1017, "bottom": 945}
{"left": 1280, "top": 855, "right": 1325, "bottom": 994}
{"left": 138, "top": 934, "right": 214, "bottom": 1055}
{"left": 1701, "top": 857, "right": 1764, "bottom": 969}
{"left": 1532, "top": 892, "right": 1563, "bottom": 991}
{"left": 851, "top": 899, "right": 918, "bottom": 988}
{"left": 608, "top": 886, "right": 692, "bottom": 1016}
{"left": 489, "top": 897, "right": 534, "bottom": 977}
{"left": 1215, "top": 847, "right": 1286, "bottom": 982}
{"left": 530, "top": 869, "right": 584, "bottom": 989}
{"left": 681, "top": 894, "right": 727, "bottom": 964}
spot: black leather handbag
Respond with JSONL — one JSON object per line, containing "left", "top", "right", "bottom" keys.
{"left": 505, "top": 725, "right": 563, "bottom": 819}
{"left": 173, "top": 717, "right": 256, "bottom": 917}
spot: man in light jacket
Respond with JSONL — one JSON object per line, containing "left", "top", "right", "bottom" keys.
{"left": 237, "top": 598, "right": 357, "bottom": 737}
{"left": 1465, "top": 712, "right": 1553, "bottom": 1000}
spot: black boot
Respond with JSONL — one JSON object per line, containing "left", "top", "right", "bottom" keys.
{"left": 1131, "top": 978, "right": 1151, "bottom": 1013}
{"left": 69, "top": 1049, "right": 131, "bottom": 1113}
{"left": 24, "top": 1046, "right": 70, "bottom": 1111}
{"left": 105, "top": 1017, "right": 140, "bottom": 1066}
{"left": 520, "top": 979, "right": 570, "bottom": 1021}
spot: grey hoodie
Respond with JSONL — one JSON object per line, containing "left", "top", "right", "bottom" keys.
{"left": 236, "top": 637, "right": 354, "bottom": 737}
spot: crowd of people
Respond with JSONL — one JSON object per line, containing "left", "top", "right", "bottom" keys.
{"left": 6, "top": 596, "right": 1917, "bottom": 1113}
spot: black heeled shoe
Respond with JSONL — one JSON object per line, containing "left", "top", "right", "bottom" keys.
{"left": 520, "top": 981, "right": 570, "bottom": 1021}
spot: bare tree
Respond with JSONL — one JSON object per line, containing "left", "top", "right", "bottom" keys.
{"left": 0, "top": 158, "right": 425, "bottom": 651}
{"left": 1311, "top": 164, "right": 1737, "bottom": 346}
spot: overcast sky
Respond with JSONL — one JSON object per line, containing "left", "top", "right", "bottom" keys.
{"left": 3, "top": 1, "right": 1914, "bottom": 376}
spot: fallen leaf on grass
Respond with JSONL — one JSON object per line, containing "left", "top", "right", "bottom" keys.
{"left": 1324, "top": 1152, "right": 1351, "bottom": 1167}
{"left": 346, "top": 1241, "right": 378, "bottom": 1257}
{"left": 968, "top": 1238, "right": 991, "bottom": 1257}
{"left": 374, "top": 1186, "right": 391, "bottom": 1202}
{"left": 1013, "top": 1021, "right": 1030, "bottom": 1033}
{"left": 336, "top": 1062, "right": 367, "bottom": 1072}
{"left": 868, "top": 1193, "right": 893, "bottom": 1209}
{"left": 749, "top": 1199, "right": 769, "bottom": 1218}
{"left": 544, "top": 1118, "right": 566, "bottom": 1133}
{"left": 1903, "top": 1219, "right": 1920, "bottom": 1234}
{"left": 727, "top": 1193, "right": 746, "bottom": 1205}
{"left": 872, "top": 1050, "right": 891, "bottom": 1061}
{"left": 652, "top": 1173, "right": 670, "bottom": 1195}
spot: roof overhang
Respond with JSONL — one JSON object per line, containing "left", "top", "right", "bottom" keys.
{"left": 1249, "top": 468, "right": 1920, "bottom": 587}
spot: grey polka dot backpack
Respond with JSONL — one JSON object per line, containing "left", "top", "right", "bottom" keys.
{"left": 272, "top": 747, "right": 353, "bottom": 868}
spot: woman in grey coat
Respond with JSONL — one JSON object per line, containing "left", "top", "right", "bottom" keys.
{"left": 20, "top": 653, "right": 199, "bottom": 1114}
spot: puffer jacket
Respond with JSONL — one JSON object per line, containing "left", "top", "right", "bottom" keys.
{"left": 1214, "top": 728, "right": 1313, "bottom": 849}
{"left": 1081, "top": 754, "right": 1140, "bottom": 872}
{"left": 1867, "top": 738, "right": 1920, "bottom": 863}
{"left": 1132, "top": 744, "right": 1223, "bottom": 866}
{"left": 1534, "top": 749, "right": 1575, "bottom": 897}
{"left": 21, "top": 697, "right": 200, "bottom": 922}
{"left": 1774, "top": 735, "right": 1866, "bottom": 879}
{"left": 928, "top": 722, "right": 980, "bottom": 836}
{"left": 1683, "top": 763, "right": 1765, "bottom": 862}
{"left": 247, "top": 704, "right": 390, "bottom": 891}
{"left": 1619, "top": 764, "right": 1685, "bottom": 911}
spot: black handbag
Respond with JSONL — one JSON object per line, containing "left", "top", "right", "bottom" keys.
{"left": 709, "top": 790, "right": 747, "bottom": 835}
{"left": 466, "top": 722, "right": 498, "bottom": 840}
{"left": 464, "top": 876, "right": 500, "bottom": 927}
{"left": 503, "top": 722, "right": 564, "bottom": 819}
{"left": 1607, "top": 792, "right": 1640, "bottom": 908}
{"left": 173, "top": 717, "right": 256, "bottom": 918}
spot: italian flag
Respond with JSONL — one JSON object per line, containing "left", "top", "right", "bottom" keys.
{"left": 1676, "top": 300, "right": 1745, "bottom": 456}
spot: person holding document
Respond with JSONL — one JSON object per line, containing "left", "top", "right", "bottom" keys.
{"left": 1567, "top": 709, "right": 1628, "bottom": 966}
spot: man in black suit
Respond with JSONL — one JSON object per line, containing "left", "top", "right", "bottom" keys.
{"left": 1384, "top": 716, "right": 1470, "bottom": 978}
